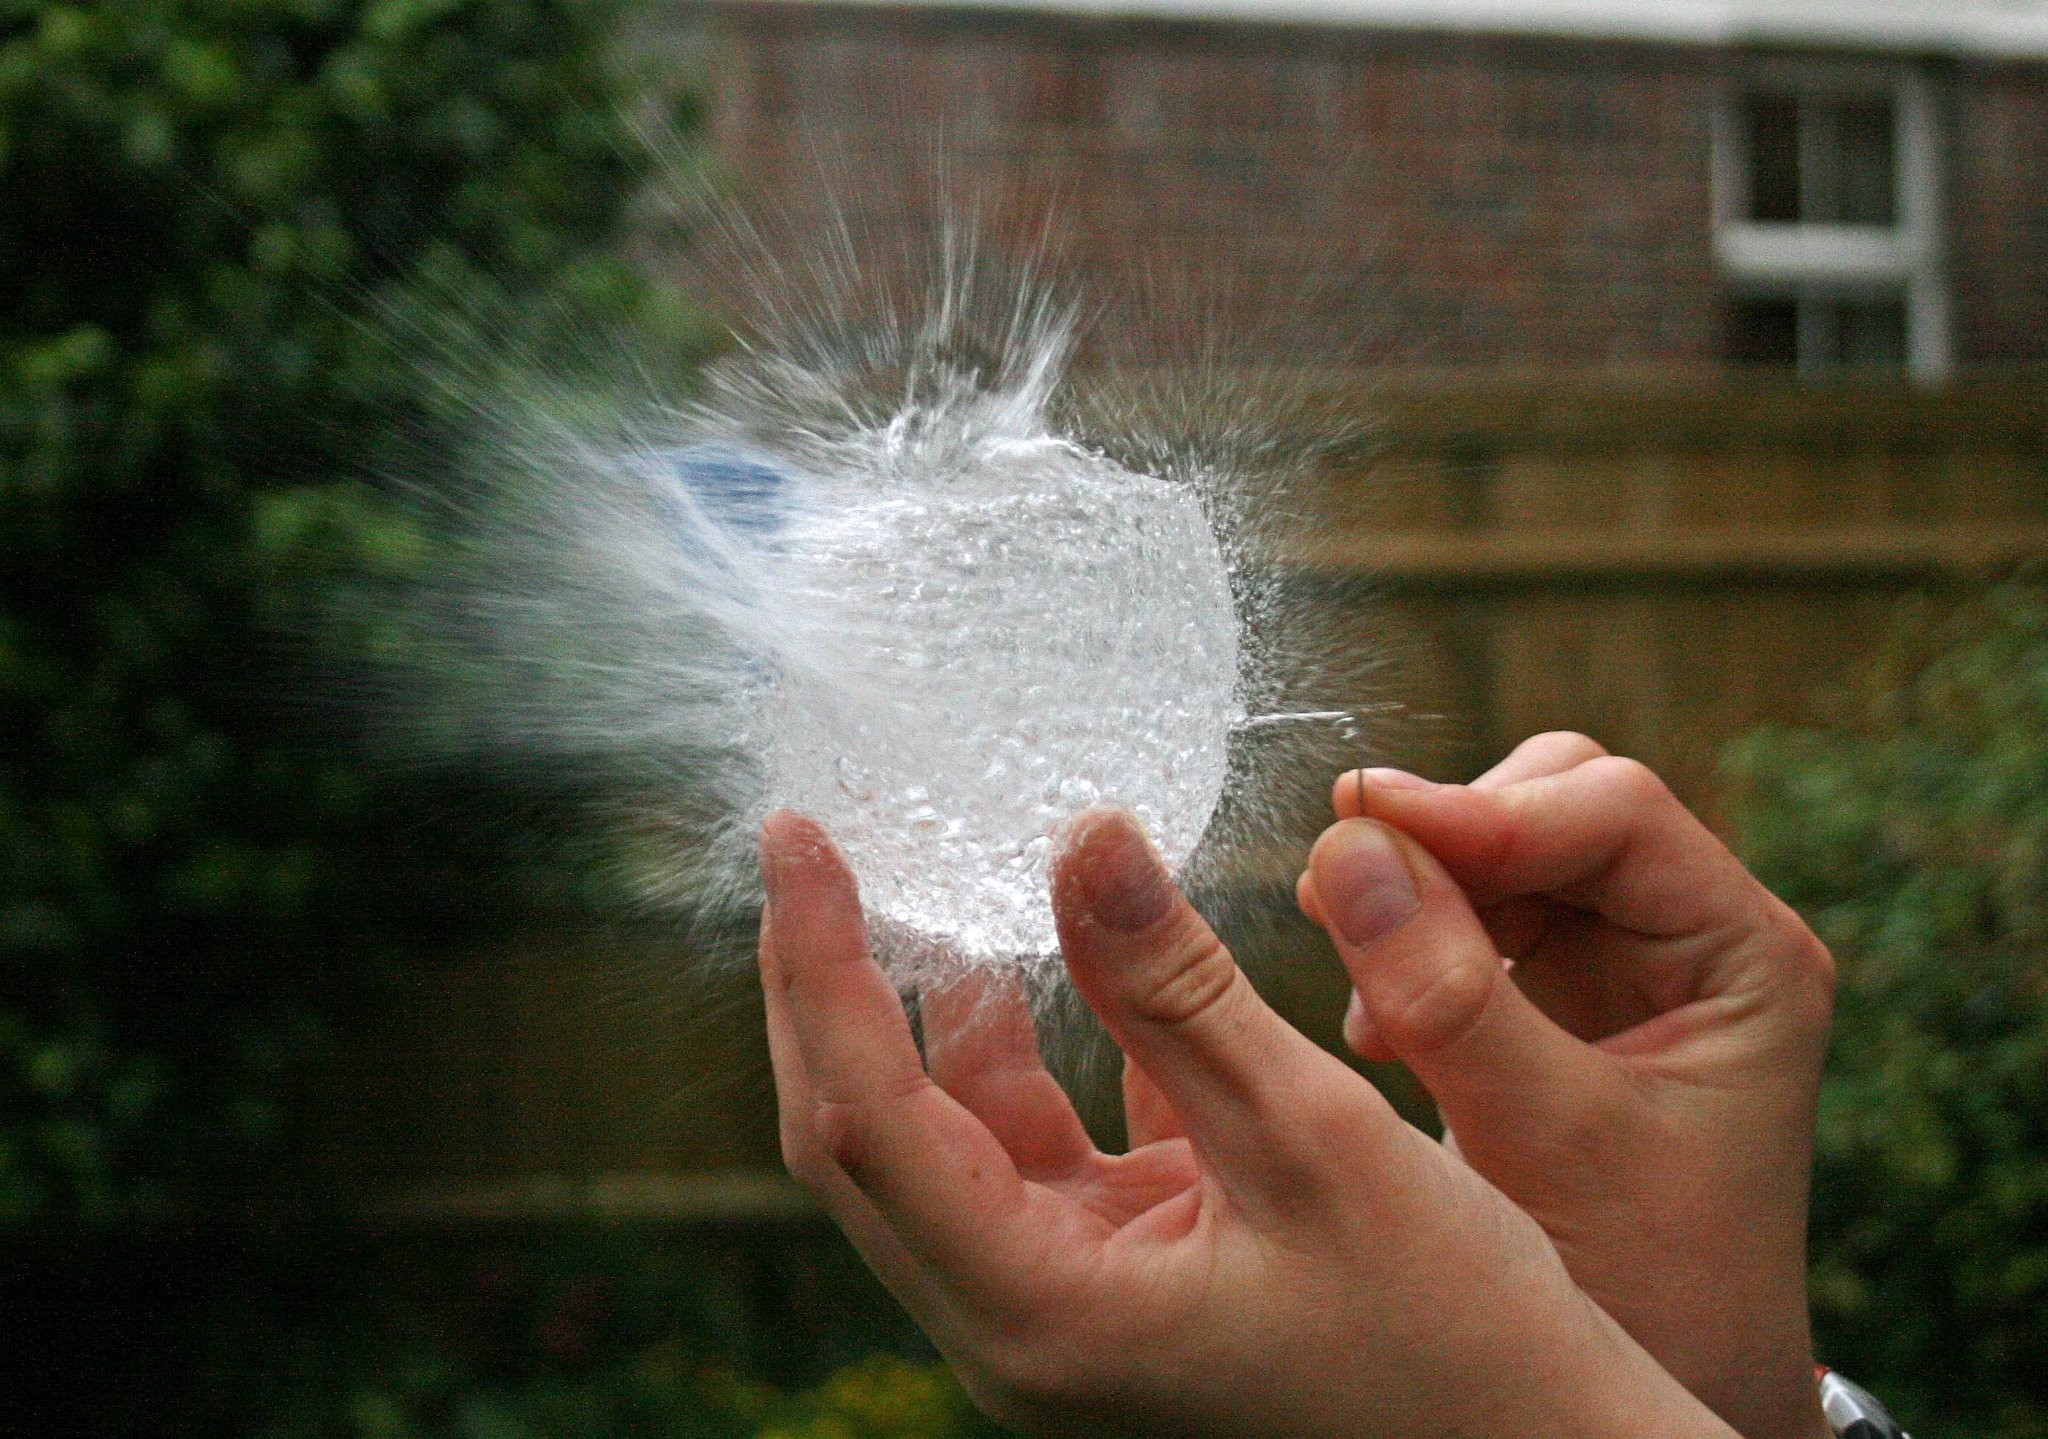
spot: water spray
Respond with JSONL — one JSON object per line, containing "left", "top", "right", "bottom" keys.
{"left": 400, "top": 211, "right": 1383, "bottom": 1000}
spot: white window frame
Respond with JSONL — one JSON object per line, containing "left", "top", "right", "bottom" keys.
{"left": 1712, "top": 60, "right": 1951, "bottom": 380}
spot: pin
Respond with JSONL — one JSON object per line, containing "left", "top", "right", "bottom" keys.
{"left": 1234, "top": 710, "right": 1356, "bottom": 729}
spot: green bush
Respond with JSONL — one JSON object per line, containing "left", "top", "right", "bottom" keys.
{"left": 0, "top": 0, "right": 701, "bottom": 1219}
{"left": 1727, "top": 583, "right": 2048, "bottom": 1439}
{"left": 259, "top": 1351, "right": 1001, "bottom": 1439}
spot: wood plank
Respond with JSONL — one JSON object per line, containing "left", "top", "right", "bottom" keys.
{"left": 1283, "top": 524, "right": 2048, "bottom": 585}
{"left": 1290, "top": 375, "right": 2048, "bottom": 451}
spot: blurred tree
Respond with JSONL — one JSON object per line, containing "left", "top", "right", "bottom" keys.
{"left": 1727, "top": 582, "right": 2048, "bottom": 1439}
{"left": 0, "top": 0, "right": 704, "bottom": 1219}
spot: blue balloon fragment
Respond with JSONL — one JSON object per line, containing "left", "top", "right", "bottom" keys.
{"left": 653, "top": 447, "right": 793, "bottom": 645}
{"left": 668, "top": 446, "right": 788, "bottom": 538}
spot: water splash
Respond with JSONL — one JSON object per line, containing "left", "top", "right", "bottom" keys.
{"left": 396, "top": 205, "right": 1382, "bottom": 995}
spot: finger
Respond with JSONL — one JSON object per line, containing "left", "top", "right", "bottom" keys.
{"left": 1351, "top": 757, "right": 1769, "bottom": 941}
{"left": 1354, "top": 758, "right": 1833, "bottom": 1043}
{"left": 1332, "top": 763, "right": 1435, "bottom": 819}
{"left": 1470, "top": 731, "right": 1610, "bottom": 789}
{"left": 1303, "top": 863, "right": 1400, "bottom": 1062}
{"left": 1337, "top": 741, "right": 1705, "bottom": 1033}
{"left": 758, "top": 907, "right": 936, "bottom": 1305}
{"left": 1307, "top": 818, "right": 1624, "bottom": 1151}
{"left": 1120, "top": 1052, "right": 1187, "bottom": 1149}
{"left": 922, "top": 967, "right": 1097, "bottom": 1179}
{"left": 1294, "top": 867, "right": 1327, "bottom": 929}
{"left": 1508, "top": 908, "right": 1675, "bottom": 1040}
{"left": 1331, "top": 732, "right": 1610, "bottom": 820}
{"left": 1322, "top": 809, "right": 1541, "bottom": 954}
{"left": 762, "top": 812, "right": 1035, "bottom": 1278}
{"left": 1303, "top": 867, "right": 1399, "bottom": 1061}
{"left": 1051, "top": 809, "right": 1388, "bottom": 1213}
{"left": 1341, "top": 988, "right": 1398, "bottom": 1063}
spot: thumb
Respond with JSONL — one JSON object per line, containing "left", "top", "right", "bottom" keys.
{"left": 1054, "top": 809, "right": 1393, "bottom": 1213}
{"left": 1308, "top": 818, "right": 1620, "bottom": 1148}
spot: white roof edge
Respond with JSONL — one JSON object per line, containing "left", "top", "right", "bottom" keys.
{"left": 739, "top": 0, "right": 2048, "bottom": 59}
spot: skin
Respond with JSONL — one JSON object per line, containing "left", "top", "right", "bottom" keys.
{"left": 759, "top": 805, "right": 1742, "bottom": 1439}
{"left": 1299, "top": 733, "right": 1836, "bottom": 1439}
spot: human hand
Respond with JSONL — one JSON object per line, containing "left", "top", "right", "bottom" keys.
{"left": 1299, "top": 734, "right": 1836, "bottom": 1439}
{"left": 759, "top": 807, "right": 1739, "bottom": 1438}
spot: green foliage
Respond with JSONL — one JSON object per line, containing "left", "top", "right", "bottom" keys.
{"left": 159, "top": 1222, "right": 1005, "bottom": 1437}
{"left": 1726, "top": 583, "right": 2048, "bottom": 1439}
{"left": 258, "top": 1352, "right": 999, "bottom": 1439}
{"left": 0, "top": 0, "right": 703, "bottom": 1218}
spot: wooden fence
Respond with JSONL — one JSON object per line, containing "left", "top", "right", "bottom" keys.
{"left": 1289, "top": 377, "right": 2048, "bottom": 804}
{"left": 319, "top": 377, "right": 2048, "bottom": 1220}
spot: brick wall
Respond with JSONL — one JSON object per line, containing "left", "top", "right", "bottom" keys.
{"left": 695, "top": 2, "right": 2048, "bottom": 371}
{"left": 1952, "top": 60, "right": 2048, "bottom": 366}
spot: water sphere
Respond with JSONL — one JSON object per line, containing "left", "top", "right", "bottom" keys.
{"left": 753, "top": 431, "right": 1241, "bottom": 981}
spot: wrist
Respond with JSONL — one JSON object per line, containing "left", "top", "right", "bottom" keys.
{"left": 1564, "top": 1335, "right": 1746, "bottom": 1439}
{"left": 1599, "top": 1375, "right": 1746, "bottom": 1439}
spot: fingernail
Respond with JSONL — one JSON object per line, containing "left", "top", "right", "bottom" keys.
{"left": 1076, "top": 817, "right": 1175, "bottom": 933}
{"left": 758, "top": 815, "right": 792, "bottom": 907}
{"left": 1343, "top": 988, "right": 1371, "bottom": 1045}
{"left": 1361, "top": 767, "right": 1436, "bottom": 792}
{"left": 1323, "top": 822, "right": 1421, "bottom": 946}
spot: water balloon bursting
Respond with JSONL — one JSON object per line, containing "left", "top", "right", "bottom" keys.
{"left": 422, "top": 241, "right": 1368, "bottom": 993}
{"left": 739, "top": 422, "right": 1241, "bottom": 969}
{"left": 625, "top": 319, "right": 1254, "bottom": 981}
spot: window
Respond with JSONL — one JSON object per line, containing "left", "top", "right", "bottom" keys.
{"left": 1713, "top": 66, "right": 1949, "bottom": 380}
